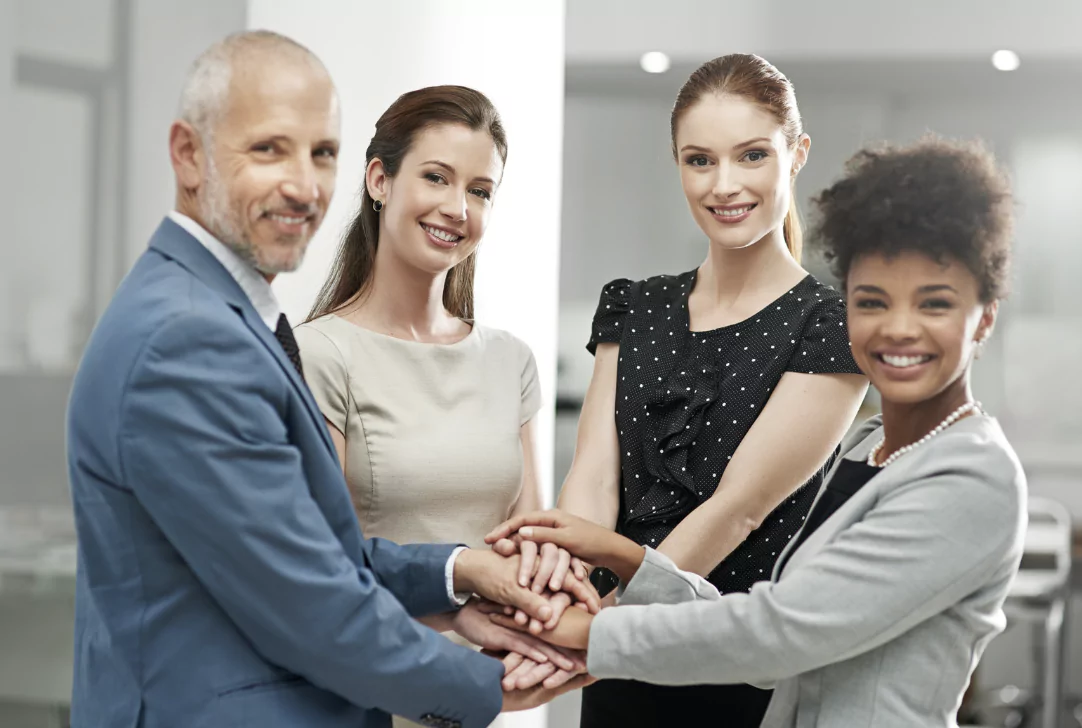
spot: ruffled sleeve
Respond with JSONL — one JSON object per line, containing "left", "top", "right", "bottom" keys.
{"left": 586, "top": 278, "right": 635, "bottom": 355}
{"left": 785, "top": 296, "right": 863, "bottom": 375}
{"left": 293, "top": 321, "right": 350, "bottom": 433}
{"left": 519, "top": 341, "right": 542, "bottom": 425}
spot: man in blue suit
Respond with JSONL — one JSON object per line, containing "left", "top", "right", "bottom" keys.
{"left": 66, "top": 31, "right": 590, "bottom": 728}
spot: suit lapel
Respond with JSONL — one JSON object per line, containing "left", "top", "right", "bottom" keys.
{"left": 148, "top": 218, "right": 337, "bottom": 459}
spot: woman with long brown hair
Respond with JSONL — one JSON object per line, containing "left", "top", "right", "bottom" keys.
{"left": 294, "top": 85, "right": 593, "bottom": 727}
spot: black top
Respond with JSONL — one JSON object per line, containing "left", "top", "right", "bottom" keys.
{"left": 587, "top": 269, "right": 861, "bottom": 595}
{"left": 778, "top": 458, "right": 880, "bottom": 573}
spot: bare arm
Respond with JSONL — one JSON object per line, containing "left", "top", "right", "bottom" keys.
{"left": 511, "top": 419, "right": 543, "bottom": 516}
{"left": 556, "top": 343, "right": 622, "bottom": 529}
{"left": 656, "top": 372, "right": 867, "bottom": 577}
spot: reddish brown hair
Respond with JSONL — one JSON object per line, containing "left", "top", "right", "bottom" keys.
{"left": 671, "top": 54, "right": 805, "bottom": 261}
{"left": 308, "top": 85, "right": 507, "bottom": 322}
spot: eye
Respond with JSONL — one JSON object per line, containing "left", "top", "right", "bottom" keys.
{"left": 921, "top": 298, "right": 954, "bottom": 310}
{"left": 250, "top": 142, "right": 276, "bottom": 154}
{"left": 470, "top": 187, "right": 492, "bottom": 201}
{"left": 685, "top": 154, "right": 711, "bottom": 167}
{"left": 854, "top": 298, "right": 886, "bottom": 310}
{"left": 425, "top": 172, "right": 447, "bottom": 184}
{"left": 742, "top": 149, "right": 769, "bottom": 162}
{"left": 314, "top": 146, "right": 338, "bottom": 159}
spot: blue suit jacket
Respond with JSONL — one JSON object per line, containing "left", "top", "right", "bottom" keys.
{"left": 66, "top": 219, "right": 504, "bottom": 728}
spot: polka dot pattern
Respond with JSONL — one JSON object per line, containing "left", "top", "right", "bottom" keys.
{"left": 588, "top": 270, "right": 861, "bottom": 594}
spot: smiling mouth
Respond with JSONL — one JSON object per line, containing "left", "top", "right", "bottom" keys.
{"left": 264, "top": 211, "right": 314, "bottom": 228}
{"left": 421, "top": 223, "right": 464, "bottom": 245}
{"left": 709, "top": 204, "right": 756, "bottom": 218}
{"left": 876, "top": 353, "right": 935, "bottom": 369}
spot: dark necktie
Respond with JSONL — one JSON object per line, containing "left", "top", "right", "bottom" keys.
{"left": 274, "top": 313, "right": 305, "bottom": 380}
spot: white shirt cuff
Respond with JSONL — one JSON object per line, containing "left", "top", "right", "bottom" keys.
{"left": 446, "top": 546, "right": 471, "bottom": 607}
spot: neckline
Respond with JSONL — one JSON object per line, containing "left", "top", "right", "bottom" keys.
{"left": 325, "top": 313, "right": 478, "bottom": 348}
{"left": 682, "top": 269, "right": 816, "bottom": 336}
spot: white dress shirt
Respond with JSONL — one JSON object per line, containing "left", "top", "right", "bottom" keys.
{"left": 167, "top": 211, "right": 468, "bottom": 607}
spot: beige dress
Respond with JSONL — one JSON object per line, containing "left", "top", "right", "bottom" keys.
{"left": 294, "top": 314, "right": 542, "bottom": 727}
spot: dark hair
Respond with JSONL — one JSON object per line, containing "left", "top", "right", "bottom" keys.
{"left": 671, "top": 53, "right": 805, "bottom": 261}
{"left": 811, "top": 134, "right": 1014, "bottom": 303}
{"left": 307, "top": 85, "right": 508, "bottom": 322}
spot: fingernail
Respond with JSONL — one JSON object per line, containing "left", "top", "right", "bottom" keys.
{"left": 520, "top": 527, "right": 533, "bottom": 537}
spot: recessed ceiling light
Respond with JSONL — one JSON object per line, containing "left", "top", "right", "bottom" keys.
{"left": 992, "top": 50, "right": 1020, "bottom": 72}
{"left": 640, "top": 51, "right": 671, "bottom": 74}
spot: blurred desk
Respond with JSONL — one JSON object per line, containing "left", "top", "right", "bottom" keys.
{"left": 0, "top": 506, "right": 76, "bottom": 713}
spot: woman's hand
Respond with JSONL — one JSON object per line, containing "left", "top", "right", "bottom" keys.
{"left": 489, "top": 602, "right": 594, "bottom": 652}
{"left": 494, "top": 538, "right": 588, "bottom": 593}
{"left": 486, "top": 509, "right": 646, "bottom": 583}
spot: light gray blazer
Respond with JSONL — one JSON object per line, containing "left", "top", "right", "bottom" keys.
{"left": 587, "top": 414, "right": 1027, "bottom": 728}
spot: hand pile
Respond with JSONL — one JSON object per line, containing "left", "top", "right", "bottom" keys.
{"left": 451, "top": 510, "right": 641, "bottom": 711}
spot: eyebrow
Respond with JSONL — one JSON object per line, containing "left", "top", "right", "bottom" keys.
{"left": 679, "top": 137, "right": 773, "bottom": 154}
{"left": 423, "top": 159, "right": 495, "bottom": 186}
{"left": 852, "top": 284, "right": 959, "bottom": 295}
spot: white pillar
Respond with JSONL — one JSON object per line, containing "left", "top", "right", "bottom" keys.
{"left": 0, "top": 0, "right": 13, "bottom": 368}
{"left": 252, "top": 3, "right": 565, "bottom": 726}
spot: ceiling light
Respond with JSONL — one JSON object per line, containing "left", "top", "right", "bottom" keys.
{"left": 991, "top": 50, "right": 1020, "bottom": 72}
{"left": 640, "top": 51, "right": 671, "bottom": 74}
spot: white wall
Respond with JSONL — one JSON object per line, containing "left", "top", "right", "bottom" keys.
{"left": 126, "top": 0, "right": 247, "bottom": 262}
{"left": 566, "top": 0, "right": 1082, "bottom": 64}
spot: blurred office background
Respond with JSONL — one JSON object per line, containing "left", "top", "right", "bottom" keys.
{"left": 3, "top": 1, "right": 1082, "bottom": 726}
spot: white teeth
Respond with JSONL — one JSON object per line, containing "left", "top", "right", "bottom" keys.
{"left": 422, "top": 224, "right": 462, "bottom": 243}
{"left": 881, "top": 354, "right": 931, "bottom": 368}
{"left": 712, "top": 205, "right": 753, "bottom": 217}
{"left": 270, "top": 214, "right": 307, "bottom": 225}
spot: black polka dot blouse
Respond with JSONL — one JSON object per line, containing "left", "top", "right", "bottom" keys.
{"left": 587, "top": 269, "right": 862, "bottom": 595}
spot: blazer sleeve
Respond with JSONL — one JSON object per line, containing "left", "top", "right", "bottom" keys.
{"left": 587, "top": 438, "right": 1025, "bottom": 687}
{"left": 118, "top": 311, "right": 503, "bottom": 728}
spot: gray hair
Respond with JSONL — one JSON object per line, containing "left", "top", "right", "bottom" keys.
{"left": 176, "top": 30, "right": 326, "bottom": 147}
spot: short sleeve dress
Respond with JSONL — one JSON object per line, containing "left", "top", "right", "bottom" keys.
{"left": 580, "top": 269, "right": 862, "bottom": 728}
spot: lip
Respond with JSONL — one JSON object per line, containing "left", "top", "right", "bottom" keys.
{"left": 707, "top": 203, "right": 756, "bottom": 225}
{"left": 420, "top": 222, "right": 465, "bottom": 249}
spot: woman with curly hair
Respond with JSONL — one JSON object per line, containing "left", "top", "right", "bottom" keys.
{"left": 486, "top": 134, "right": 1027, "bottom": 728}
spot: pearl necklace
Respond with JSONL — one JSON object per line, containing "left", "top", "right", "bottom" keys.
{"left": 866, "top": 401, "right": 983, "bottom": 468}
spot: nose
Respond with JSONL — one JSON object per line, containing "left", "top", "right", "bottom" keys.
{"left": 279, "top": 156, "right": 320, "bottom": 208}
{"left": 880, "top": 307, "right": 921, "bottom": 343}
{"left": 711, "top": 162, "right": 742, "bottom": 199}
{"left": 440, "top": 186, "right": 468, "bottom": 223}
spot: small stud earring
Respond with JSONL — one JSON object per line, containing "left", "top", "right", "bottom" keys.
{"left": 974, "top": 336, "right": 987, "bottom": 359}
{"left": 372, "top": 199, "right": 383, "bottom": 212}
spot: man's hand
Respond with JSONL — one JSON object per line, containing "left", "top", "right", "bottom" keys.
{"left": 453, "top": 549, "right": 553, "bottom": 624}
{"left": 490, "top": 602, "right": 594, "bottom": 652}
{"left": 451, "top": 600, "right": 579, "bottom": 671}
{"left": 486, "top": 509, "right": 646, "bottom": 583}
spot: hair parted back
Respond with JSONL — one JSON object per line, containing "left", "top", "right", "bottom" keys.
{"left": 177, "top": 30, "right": 325, "bottom": 147}
{"left": 307, "top": 85, "right": 508, "bottom": 323}
{"left": 671, "top": 53, "right": 806, "bottom": 261}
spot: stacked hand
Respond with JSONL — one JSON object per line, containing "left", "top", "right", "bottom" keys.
{"left": 456, "top": 509, "right": 646, "bottom": 708}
